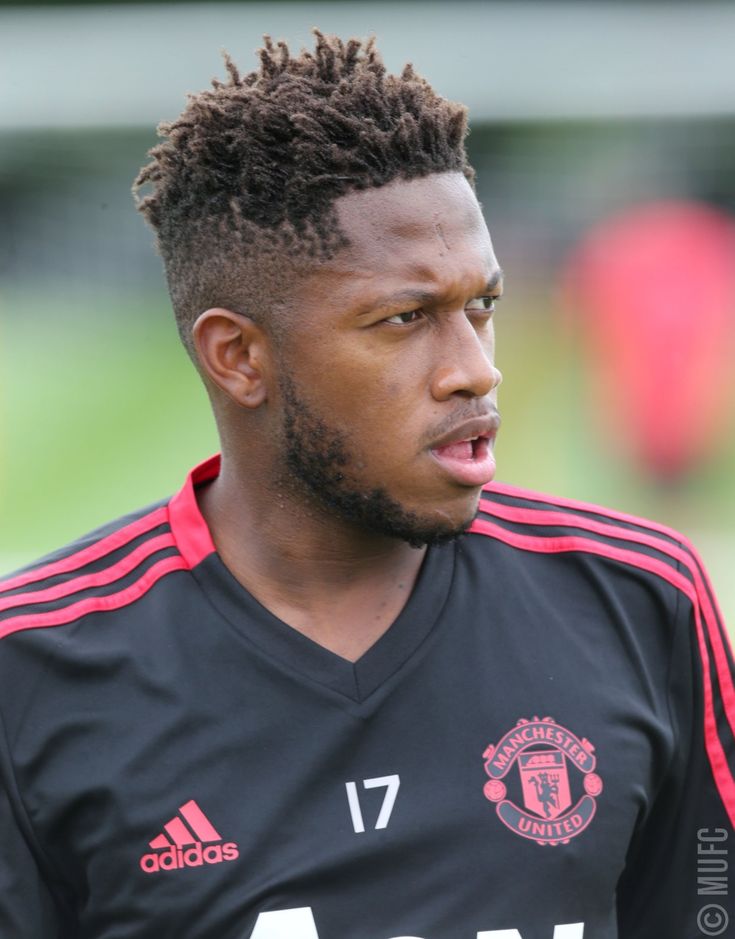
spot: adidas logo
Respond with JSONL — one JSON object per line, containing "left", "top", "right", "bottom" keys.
{"left": 139, "top": 799, "right": 239, "bottom": 874}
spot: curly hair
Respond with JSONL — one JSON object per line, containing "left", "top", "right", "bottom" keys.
{"left": 133, "top": 30, "right": 475, "bottom": 358}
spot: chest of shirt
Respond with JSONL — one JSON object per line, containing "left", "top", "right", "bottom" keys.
{"left": 13, "top": 633, "right": 668, "bottom": 936}
{"left": 6, "top": 543, "right": 677, "bottom": 938}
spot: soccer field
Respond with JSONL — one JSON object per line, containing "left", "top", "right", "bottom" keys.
{"left": 2, "top": 290, "right": 734, "bottom": 634}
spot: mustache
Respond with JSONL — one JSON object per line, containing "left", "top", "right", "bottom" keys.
{"left": 422, "top": 403, "right": 501, "bottom": 445}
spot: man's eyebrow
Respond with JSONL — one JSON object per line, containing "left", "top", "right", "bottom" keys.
{"left": 371, "top": 287, "right": 440, "bottom": 311}
{"left": 369, "top": 269, "right": 505, "bottom": 313}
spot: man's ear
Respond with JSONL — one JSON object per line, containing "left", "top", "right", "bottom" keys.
{"left": 192, "top": 308, "right": 271, "bottom": 408}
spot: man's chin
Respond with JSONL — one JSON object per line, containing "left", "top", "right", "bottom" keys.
{"left": 312, "top": 482, "right": 477, "bottom": 548}
{"left": 363, "top": 500, "right": 479, "bottom": 549}
{"left": 400, "top": 523, "right": 470, "bottom": 550}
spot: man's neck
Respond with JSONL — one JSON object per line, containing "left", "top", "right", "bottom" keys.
{"left": 196, "top": 462, "right": 427, "bottom": 663}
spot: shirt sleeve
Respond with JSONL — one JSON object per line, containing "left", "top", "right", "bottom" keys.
{"left": 616, "top": 540, "right": 735, "bottom": 937}
{"left": 0, "top": 711, "right": 72, "bottom": 937}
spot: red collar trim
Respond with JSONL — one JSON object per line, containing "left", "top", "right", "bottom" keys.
{"left": 168, "top": 454, "right": 220, "bottom": 569}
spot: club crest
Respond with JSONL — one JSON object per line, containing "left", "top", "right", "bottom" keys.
{"left": 482, "top": 716, "right": 603, "bottom": 846}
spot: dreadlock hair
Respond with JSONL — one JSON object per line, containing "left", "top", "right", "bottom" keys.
{"left": 133, "top": 30, "right": 475, "bottom": 360}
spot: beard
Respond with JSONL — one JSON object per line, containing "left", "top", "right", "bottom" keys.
{"left": 277, "top": 374, "right": 472, "bottom": 549}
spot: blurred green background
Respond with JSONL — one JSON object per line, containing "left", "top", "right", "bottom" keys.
{"left": 1, "top": 1, "right": 734, "bottom": 629}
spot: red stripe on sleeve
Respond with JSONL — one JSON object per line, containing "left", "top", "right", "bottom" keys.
{"left": 680, "top": 536, "right": 734, "bottom": 656}
{"left": 0, "top": 533, "right": 176, "bottom": 614}
{"left": 0, "top": 556, "right": 188, "bottom": 640}
{"left": 0, "top": 506, "right": 169, "bottom": 596}
{"left": 485, "top": 481, "right": 683, "bottom": 541}
{"left": 469, "top": 516, "right": 735, "bottom": 828}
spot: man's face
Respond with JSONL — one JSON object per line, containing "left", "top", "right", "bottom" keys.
{"left": 272, "top": 172, "right": 503, "bottom": 547}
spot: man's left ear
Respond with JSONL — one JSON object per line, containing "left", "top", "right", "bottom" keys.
{"left": 192, "top": 308, "right": 270, "bottom": 409}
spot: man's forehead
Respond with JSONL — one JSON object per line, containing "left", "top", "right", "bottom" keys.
{"left": 280, "top": 172, "right": 498, "bottom": 313}
{"left": 321, "top": 172, "right": 495, "bottom": 282}
{"left": 334, "top": 171, "right": 484, "bottom": 238}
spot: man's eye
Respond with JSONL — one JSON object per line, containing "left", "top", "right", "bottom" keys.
{"left": 384, "top": 310, "right": 423, "bottom": 325}
{"left": 466, "top": 296, "right": 497, "bottom": 313}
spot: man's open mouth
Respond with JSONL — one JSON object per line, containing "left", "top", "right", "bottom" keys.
{"left": 432, "top": 435, "right": 491, "bottom": 462}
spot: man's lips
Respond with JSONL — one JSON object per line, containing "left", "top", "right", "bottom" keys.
{"left": 428, "top": 414, "right": 500, "bottom": 487}
{"left": 429, "top": 414, "right": 501, "bottom": 451}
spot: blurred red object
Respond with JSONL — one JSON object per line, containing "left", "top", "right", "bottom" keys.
{"left": 563, "top": 201, "right": 735, "bottom": 481}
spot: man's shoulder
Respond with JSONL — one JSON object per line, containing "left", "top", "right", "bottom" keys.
{"left": 476, "top": 479, "right": 684, "bottom": 543}
{"left": 469, "top": 480, "right": 703, "bottom": 599}
{"left": 0, "top": 497, "right": 186, "bottom": 644}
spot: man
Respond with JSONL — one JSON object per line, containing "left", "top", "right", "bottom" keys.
{"left": 0, "top": 32, "right": 733, "bottom": 939}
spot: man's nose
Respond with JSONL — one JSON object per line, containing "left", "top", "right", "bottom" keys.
{"left": 430, "top": 314, "right": 502, "bottom": 401}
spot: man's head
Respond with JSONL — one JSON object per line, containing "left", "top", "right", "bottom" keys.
{"left": 134, "top": 33, "right": 503, "bottom": 547}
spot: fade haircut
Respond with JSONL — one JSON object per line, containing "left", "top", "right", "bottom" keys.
{"left": 133, "top": 30, "right": 475, "bottom": 359}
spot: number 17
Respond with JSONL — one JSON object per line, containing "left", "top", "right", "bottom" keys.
{"left": 345, "top": 774, "right": 401, "bottom": 833}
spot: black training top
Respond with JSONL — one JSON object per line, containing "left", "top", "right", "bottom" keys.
{"left": 1, "top": 455, "right": 733, "bottom": 939}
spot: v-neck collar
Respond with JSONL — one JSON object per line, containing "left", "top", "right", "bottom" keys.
{"left": 168, "top": 455, "right": 456, "bottom": 703}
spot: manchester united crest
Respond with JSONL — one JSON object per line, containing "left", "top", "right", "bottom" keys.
{"left": 482, "top": 716, "right": 603, "bottom": 846}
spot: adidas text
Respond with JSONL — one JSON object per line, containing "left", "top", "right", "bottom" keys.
{"left": 140, "top": 841, "right": 239, "bottom": 873}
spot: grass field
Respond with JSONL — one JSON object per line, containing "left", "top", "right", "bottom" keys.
{"left": 2, "top": 288, "right": 733, "bottom": 632}
{"left": 0, "top": 292, "right": 218, "bottom": 564}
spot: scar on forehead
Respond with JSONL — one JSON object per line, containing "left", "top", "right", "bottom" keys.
{"left": 434, "top": 219, "right": 451, "bottom": 252}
